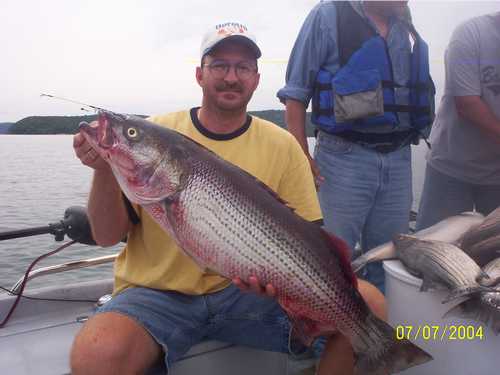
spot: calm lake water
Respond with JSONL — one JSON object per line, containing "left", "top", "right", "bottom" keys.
{"left": 0, "top": 135, "right": 428, "bottom": 292}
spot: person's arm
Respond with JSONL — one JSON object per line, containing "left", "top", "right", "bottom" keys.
{"left": 455, "top": 96, "right": 500, "bottom": 144}
{"left": 277, "top": 3, "right": 337, "bottom": 184}
{"left": 87, "top": 168, "right": 131, "bottom": 246}
{"left": 285, "top": 99, "right": 323, "bottom": 184}
{"left": 73, "top": 131, "right": 131, "bottom": 246}
{"left": 445, "top": 20, "right": 500, "bottom": 144}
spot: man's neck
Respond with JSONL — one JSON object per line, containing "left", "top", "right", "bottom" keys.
{"left": 197, "top": 106, "right": 248, "bottom": 134}
{"left": 362, "top": 3, "right": 391, "bottom": 38}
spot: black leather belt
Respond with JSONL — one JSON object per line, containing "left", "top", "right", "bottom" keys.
{"left": 325, "top": 129, "right": 417, "bottom": 153}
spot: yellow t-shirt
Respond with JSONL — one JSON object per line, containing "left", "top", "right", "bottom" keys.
{"left": 113, "top": 108, "right": 322, "bottom": 295}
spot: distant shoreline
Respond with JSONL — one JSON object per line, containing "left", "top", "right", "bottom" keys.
{"left": 4, "top": 110, "right": 316, "bottom": 136}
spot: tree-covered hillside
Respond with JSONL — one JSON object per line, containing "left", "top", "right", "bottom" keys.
{"left": 8, "top": 110, "right": 315, "bottom": 136}
{"left": 9, "top": 115, "right": 98, "bottom": 134}
{"left": 0, "top": 123, "right": 13, "bottom": 134}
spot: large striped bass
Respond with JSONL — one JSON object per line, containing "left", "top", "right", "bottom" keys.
{"left": 80, "top": 111, "right": 432, "bottom": 374}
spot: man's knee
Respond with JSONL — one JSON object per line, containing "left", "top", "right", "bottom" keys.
{"left": 357, "top": 279, "right": 387, "bottom": 320}
{"left": 70, "top": 312, "right": 161, "bottom": 375}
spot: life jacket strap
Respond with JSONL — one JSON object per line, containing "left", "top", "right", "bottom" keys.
{"left": 384, "top": 104, "right": 430, "bottom": 114}
{"left": 319, "top": 80, "right": 431, "bottom": 91}
{"left": 315, "top": 104, "right": 431, "bottom": 117}
{"left": 322, "top": 129, "right": 419, "bottom": 153}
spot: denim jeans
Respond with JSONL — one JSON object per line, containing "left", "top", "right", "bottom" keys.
{"left": 97, "top": 285, "right": 321, "bottom": 371}
{"left": 416, "top": 164, "right": 500, "bottom": 231}
{"left": 314, "top": 131, "right": 412, "bottom": 293}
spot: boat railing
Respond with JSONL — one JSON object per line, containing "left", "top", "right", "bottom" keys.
{"left": 9, "top": 253, "right": 118, "bottom": 295}
{"left": 3, "top": 206, "right": 419, "bottom": 295}
{"left": 0, "top": 205, "right": 116, "bottom": 295}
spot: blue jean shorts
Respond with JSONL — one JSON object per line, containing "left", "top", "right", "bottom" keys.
{"left": 97, "top": 284, "right": 320, "bottom": 369}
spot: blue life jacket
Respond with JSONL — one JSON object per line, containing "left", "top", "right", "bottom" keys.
{"left": 311, "top": 2, "right": 435, "bottom": 136}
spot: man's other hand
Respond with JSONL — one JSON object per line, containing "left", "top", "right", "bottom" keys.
{"left": 233, "top": 276, "right": 277, "bottom": 298}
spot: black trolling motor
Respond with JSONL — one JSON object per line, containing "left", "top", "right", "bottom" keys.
{"left": 0, "top": 206, "right": 96, "bottom": 245}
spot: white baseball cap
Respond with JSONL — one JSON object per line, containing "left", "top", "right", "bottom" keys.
{"left": 200, "top": 22, "right": 261, "bottom": 59}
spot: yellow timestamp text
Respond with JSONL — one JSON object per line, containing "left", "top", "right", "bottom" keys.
{"left": 395, "top": 324, "right": 484, "bottom": 341}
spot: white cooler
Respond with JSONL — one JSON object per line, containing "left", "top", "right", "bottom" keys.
{"left": 384, "top": 260, "right": 500, "bottom": 375}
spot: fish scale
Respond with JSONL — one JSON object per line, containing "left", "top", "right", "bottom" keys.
{"left": 176, "top": 178, "right": 336, "bottom": 312}
{"left": 177, "top": 162, "right": 337, "bottom": 302}
{"left": 80, "top": 110, "right": 432, "bottom": 374}
{"left": 423, "top": 246, "right": 476, "bottom": 287}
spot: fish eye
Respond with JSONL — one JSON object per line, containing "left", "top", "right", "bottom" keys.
{"left": 127, "top": 127, "right": 138, "bottom": 138}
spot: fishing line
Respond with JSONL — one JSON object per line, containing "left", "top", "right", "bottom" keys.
{"left": 40, "top": 93, "right": 106, "bottom": 113}
{"left": 0, "top": 240, "right": 78, "bottom": 328}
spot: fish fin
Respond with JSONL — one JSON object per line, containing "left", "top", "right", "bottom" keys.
{"left": 444, "top": 297, "right": 500, "bottom": 334}
{"left": 351, "top": 256, "right": 367, "bottom": 274}
{"left": 279, "top": 297, "right": 336, "bottom": 347}
{"left": 443, "top": 298, "right": 490, "bottom": 324}
{"left": 279, "top": 302, "right": 324, "bottom": 346}
{"left": 354, "top": 315, "right": 433, "bottom": 374}
{"left": 442, "top": 286, "right": 493, "bottom": 304}
{"left": 404, "top": 266, "right": 423, "bottom": 279}
{"left": 477, "top": 274, "right": 500, "bottom": 287}
{"left": 392, "top": 233, "right": 419, "bottom": 252}
{"left": 289, "top": 317, "right": 330, "bottom": 347}
{"left": 420, "top": 277, "right": 446, "bottom": 292}
{"left": 321, "top": 229, "right": 357, "bottom": 288}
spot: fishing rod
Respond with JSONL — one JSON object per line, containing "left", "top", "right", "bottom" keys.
{"left": 0, "top": 206, "right": 97, "bottom": 328}
{"left": 0, "top": 206, "right": 96, "bottom": 245}
{"left": 40, "top": 93, "right": 106, "bottom": 113}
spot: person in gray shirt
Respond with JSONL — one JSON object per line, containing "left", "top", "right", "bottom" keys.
{"left": 416, "top": 12, "right": 500, "bottom": 230}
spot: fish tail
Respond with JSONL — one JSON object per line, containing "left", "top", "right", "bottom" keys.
{"left": 444, "top": 298, "right": 500, "bottom": 335}
{"left": 443, "top": 298, "right": 489, "bottom": 324}
{"left": 442, "top": 285, "right": 495, "bottom": 304}
{"left": 351, "top": 255, "right": 368, "bottom": 273}
{"left": 354, "top": 315, "right": 432, "bottom": 374}
{"left": 477, "top": 274, "right": 500, "bottom": 287}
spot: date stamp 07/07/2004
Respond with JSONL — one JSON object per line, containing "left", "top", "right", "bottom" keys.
{"left": 395, "top": 324, "right": 485, "bottom": 341}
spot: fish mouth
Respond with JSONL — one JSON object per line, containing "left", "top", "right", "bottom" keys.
{"left": 78, "top": 121, "right": 97, "bottom": 141}
{"left": 79, "top": 112, "right": 115, "bottom": 149}
{"left": 79, "top": 112, "right": 119, "bottom": 165}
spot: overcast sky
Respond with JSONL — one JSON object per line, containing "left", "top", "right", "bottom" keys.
{"left": 1, "top": 0, "right": 498, "bottom": 122}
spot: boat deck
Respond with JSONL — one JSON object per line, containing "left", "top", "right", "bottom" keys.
{"left": 0, "top": 279, "right": 292, "bottom": 375}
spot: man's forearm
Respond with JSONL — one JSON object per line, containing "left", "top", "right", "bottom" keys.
{"left": 285, "top": 99, "right": 310, "bottom": 157}
{"left": 455, "top": 96, "right": 500, "bottom": 144}
{"left": 87, "top": 167, "right": 130, "bottom": 246}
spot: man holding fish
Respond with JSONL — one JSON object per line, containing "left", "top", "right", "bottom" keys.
{"left": 69, "top": 22, "right": 407, "bottom": 375}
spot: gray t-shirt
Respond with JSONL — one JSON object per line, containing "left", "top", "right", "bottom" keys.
{"left": 427, "top": 13, "right": 500, "bottom": 185}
